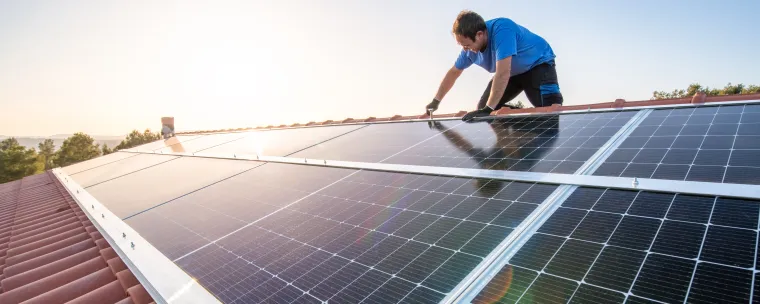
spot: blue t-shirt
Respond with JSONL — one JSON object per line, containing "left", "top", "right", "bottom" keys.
{"left": 454, "top": 18, "right": 555, "bottom": 76}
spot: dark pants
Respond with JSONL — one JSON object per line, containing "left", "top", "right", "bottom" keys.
{"left": 478, "top": 61, "right": 563, "bottom": 110}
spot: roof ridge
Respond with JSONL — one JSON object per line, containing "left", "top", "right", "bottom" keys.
{"left": 176, "top": 92, "right": 760, "bottom": 135}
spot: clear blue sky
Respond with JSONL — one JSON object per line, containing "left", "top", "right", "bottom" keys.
{"left": 1, "top": 0, "right": 758, "bottom": 136}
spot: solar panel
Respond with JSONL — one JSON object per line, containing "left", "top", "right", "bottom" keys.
{"left": 472, "top": 186, "right": 759, "bottom": 303}
{"left": 594, "top": 104, "right": 760, "bottom": 185}
{"left": 61, "top": 151, "right": 137, "bottom": 175}
{"left": 69, "top": 154, "right": 179, "bottom": 187}
{"left": 86, "top": 157, "right": 261, "bottom": 218}
{"left": 128, "top": 135, "right": 205, "bottom": 152}
{"left": 291, "top": 112, "right": 636, "bottom": 174}
{"left": 47, "top": 101, "right": 760, "bottom": 303}
{"left": 126, "top": 163, "right": 355, "bottom": 259}
{"left": 124, "top": 162, "right": 561, "bottom": 303}
{"left": 153, "top": 132, "right": 252, "bottom": 154}
{"left": 198, "top": 124, "right": 366, "bottom": 157}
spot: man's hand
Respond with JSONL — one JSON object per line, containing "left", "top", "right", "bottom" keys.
{"left": 462, "top": 105, "right": 494, "bottom": 122}
{"left": 426, "top": 98, "right": 441, "bottom": 116}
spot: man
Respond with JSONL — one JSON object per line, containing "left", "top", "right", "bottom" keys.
{"left": 426, "top": 10, "right": 563, "bottom": 121}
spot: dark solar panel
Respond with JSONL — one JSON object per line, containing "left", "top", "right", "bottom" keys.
{"left": 199, "top": 124, "right": 365, "bottom": 157}
{"left": 473, "top": 186, "right": 760, "bottom": 303}
{"left": 127, "top": 163, "right": 560, "bottom": 303}
{"left": 594, "top": 105, "right": 760, "bottom": 185}
{"left": 291, "top": 112, "right": 636, "bottom": 173}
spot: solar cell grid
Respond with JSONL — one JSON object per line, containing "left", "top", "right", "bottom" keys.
{"left": 473, "top": 186, "right": 760, "bottom": 304}
{"left": 130, "top": 164, "right": 560, "bottom": 303}
{"left": 594, "top": 104, "right": 760, "bottom": 185}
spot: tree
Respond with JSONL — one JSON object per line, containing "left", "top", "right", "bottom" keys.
{"left": 53, "top": 133, "right": 101, "bottom": 167}
{"left": 0, "top": 138, "right": 41, "bottom": 183}
{"left": 653, "top": 83, "right": 760, "bottom": 100}
{"left": 102, "top": 144, "right": 113, "bottom": 155}
{"left": 38, "top": 139, "right": 56, "bottom": 170}
{"left": 114, "top": 129, "right": 162, "bottom": 151}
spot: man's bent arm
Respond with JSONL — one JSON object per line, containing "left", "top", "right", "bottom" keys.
{"left": 485, "top": 56, "right": 512, "bottom": 109}
{"left": 434, "top": 66, "right": 464, "bottom": 101}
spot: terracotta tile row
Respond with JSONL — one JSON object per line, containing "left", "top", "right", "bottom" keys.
{"left": 176, "top": 93, "right": 760, "bottom": 135}
{"left": 0, "top": 172, "right": 155, "bottom": 304}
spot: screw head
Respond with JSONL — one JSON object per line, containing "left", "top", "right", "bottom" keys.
{"left": 122, "top": 232, "right": 126, "bottom": 238}
{"left": 131, "top": 242, "right": 135, "bottom": 249}
{"left": 101, "top": 213, "right": 105, "bottom": 218}
{"left": 91, "top": 204, "right": 94, "bottom": 209}
{"left": 76, "top": 190, "right": 79, "bottom": 194}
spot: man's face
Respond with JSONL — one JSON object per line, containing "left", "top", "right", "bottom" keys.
{"left": 456, "top": 31, "right": 486, "bottom": 53}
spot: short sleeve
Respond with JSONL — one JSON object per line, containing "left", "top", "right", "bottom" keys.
{"left": 493, "top": 27, "right": 517, "bottom": 61}
{"left": 454, "top": 50, "right": 473, "bottom": 70}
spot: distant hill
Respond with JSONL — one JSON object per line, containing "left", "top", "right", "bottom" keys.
{"left": 1, "top": 135, "right": 125, "bottom": 151}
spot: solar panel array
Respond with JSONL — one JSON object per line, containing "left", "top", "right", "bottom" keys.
{"left": 55, "top": 102, "right": 760, "bottom": 304}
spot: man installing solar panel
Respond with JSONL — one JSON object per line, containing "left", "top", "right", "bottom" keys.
{"left": 425, "top": 10, "right": 563, "bottom": 121}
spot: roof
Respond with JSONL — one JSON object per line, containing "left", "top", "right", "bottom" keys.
{"left": 2, "top": 92, "right": 760, "bottom": 304}
{"left": 0, "top": 171, "right": 154, "bottom": 304}
{"left": 176, "top": 92, "right": 760, "bottom": 134}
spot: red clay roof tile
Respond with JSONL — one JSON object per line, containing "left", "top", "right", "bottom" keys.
{"left": 0, "top": 172, "right": 154, "bottom": 304}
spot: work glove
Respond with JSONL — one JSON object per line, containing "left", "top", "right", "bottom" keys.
{"left": 426, "top": 98, "right": 441, "bottom": 116}
{"left": 462, "top": 105, "right": 494, "bottom": 122}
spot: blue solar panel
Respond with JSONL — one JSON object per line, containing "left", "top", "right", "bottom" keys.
{"left": 126, "top": 163, "right": 561, "bottom": 303}
{"left": 473, "top": 186, "right": 759, "bottom": 303}
{"left": 594, "top": 104, "right": 760, "bottom": 185}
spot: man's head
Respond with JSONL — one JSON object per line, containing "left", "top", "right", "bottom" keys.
{"left": 452, "top": 10, "right": 487, "bottom": 53}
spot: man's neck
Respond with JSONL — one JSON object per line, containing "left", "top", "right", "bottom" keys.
{"left": 481, "top": 30, "right": 489, "bottom": 53}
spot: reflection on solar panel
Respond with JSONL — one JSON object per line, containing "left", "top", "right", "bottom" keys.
{"left": 594, "top": 105, "right": 760, "bottom": 185}
{"left": 293, "top": 112, "right": 636, "bottom": 174}
{"left": 473, "top": 186, "right": 759, "bottom": 303}
{"left": 129, "top": 135, "right": 205, "bottom": 152}
{"left": 290, "top": 121, "right": 462, "bottom": 162}
{"left": 127, "top": 164, "right": 559, "bottom": 303}
{"left": 199, "top": 125, "right": 366, "bottom": 157}
{"left": 154, "top": 132, "right": 251, "bottom": 154}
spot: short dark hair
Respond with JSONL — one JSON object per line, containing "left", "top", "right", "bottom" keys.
{"left": 452, "top": 10, "right": 486, "bottom": 41}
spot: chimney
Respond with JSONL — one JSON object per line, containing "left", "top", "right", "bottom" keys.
{"left": 161, "top": 117, "right": 175, "bottom": 139}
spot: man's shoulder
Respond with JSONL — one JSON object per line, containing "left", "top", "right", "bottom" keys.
{"left": 486, "top": 17, "right": 519, "bottom": 29}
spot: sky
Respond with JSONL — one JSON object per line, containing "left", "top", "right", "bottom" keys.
{"left": 1, "top": 0, "right": 758, "bottom": 137}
